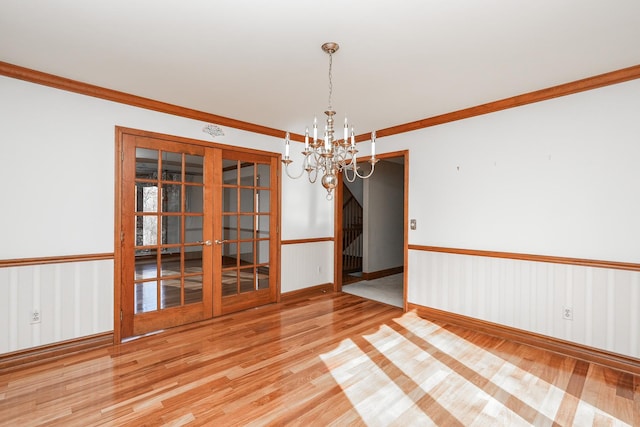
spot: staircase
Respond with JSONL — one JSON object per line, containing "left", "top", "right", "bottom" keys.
{"left": 342, "top": 185, "right": 363, "bottom": 275}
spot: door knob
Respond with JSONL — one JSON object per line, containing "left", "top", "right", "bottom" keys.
{"left": 197, "top": 240, "right": 212, "bottom": 246}
{"left": 215, "top": 239, "right": 229, "bottom": 245}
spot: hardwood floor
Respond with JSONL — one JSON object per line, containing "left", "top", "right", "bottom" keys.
{"left": 0, "top": 291, "right": 638, "bottom": 426}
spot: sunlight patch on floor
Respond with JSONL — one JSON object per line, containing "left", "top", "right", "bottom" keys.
{"left": 320, "top": 311, "right": 633, "bottom": 426}
{"left": 320, "top": 338, "right": 437, "bottom": 425}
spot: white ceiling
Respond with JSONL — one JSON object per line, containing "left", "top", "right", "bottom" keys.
{"left": 2, "top": 1, "right": 639, "bottom": 137}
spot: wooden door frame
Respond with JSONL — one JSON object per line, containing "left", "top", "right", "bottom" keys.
{"left": 333, "top": 150, "right": 409, "bottom": 311}
{"left": 114, "top": 126, "right": 281, "bottom": 343}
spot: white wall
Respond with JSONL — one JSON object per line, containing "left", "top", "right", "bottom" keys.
{"left": 0, "top": 75, "right": 329, "bottom": 353}
{"left": 281, "top": 140, "right": 335, "bottom": 240}
{"left": 363, "top": 160, "right": 404, "bottom": 273}
{"left": 280, "top": 141, "right": 335, "bottom": 293}
{"left": 280, "top": 242, "right": 334, "bottom": 293}
{"left": 379, "top": 78, "right": 640, "bottom": 359}
{"left": 393, "top": 79, "right": 640, "bottom": 263}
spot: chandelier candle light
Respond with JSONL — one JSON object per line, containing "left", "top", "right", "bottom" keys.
{"left": 282, "top": 42, "right": 378, "bottom": 200}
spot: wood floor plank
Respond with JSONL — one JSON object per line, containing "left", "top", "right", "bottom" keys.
{"left": 0, "top": 291, "right": 638, "bottom": 426}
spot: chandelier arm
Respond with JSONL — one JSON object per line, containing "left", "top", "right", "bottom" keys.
{"left": 305, "top": 151, "right": 322, "bottom": 184}
{"left": 343, "top": 167, "right": 358, "bottom": 183}
{"left": 346, "top": 154, "right": 378, "bottom": 179}
{"left": 346, "top": 152, "right": 359, "bottom": 174}
{"left": 283, "top": 153, "right": 312, "bottom": 180}
{"left": 307, "top": 168, "right": 318, "bottom": 183}
{"left": 350, "top": 161, "right": 377, "bottom": 179}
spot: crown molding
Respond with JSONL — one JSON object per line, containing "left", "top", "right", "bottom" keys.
{"left": 0, "top": 61, "right": 289, "bottom": 140}
{"left": 364, "top": 64, "right": 640, "bottom": 141}
{"left": 2, "top": 61, "right": 639, "bottom": 144}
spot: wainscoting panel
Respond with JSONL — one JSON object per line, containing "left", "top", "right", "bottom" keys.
{"left": 0, "top": 259, "right": 113, "bottom": 354}
{"left": 407, "top": 250, "right": 640, "bottom": 359}
{"left": 280, "top": 241, "right": 334, "bottom": 293}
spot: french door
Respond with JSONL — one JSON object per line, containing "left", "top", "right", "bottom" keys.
{"left": 117, "top": 130, "right": 279, "bottom": 340}
{"left": 218, "top": 151, "right": 278, "bottom": 315}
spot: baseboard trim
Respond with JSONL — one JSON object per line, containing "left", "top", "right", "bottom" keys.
{"left": 0, "top": 332, "right": 114, "bottom": 372}
{"left": 362, "top": 266, "right": 404, "bottom": 281}
{"left": 408, "top": 303, "right": 640, "bottom": 376}
{"left": 281, "top": 283, "right": 334, "bottom": 301}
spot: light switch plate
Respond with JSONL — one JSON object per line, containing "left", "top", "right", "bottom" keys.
{"left": 410, "top": 219, "right": 417, "bottom": 230}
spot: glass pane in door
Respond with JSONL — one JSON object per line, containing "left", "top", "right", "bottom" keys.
{"left": 185, "top": 154, "right": 204, "bottom": 183}
{"left": 184, "top": 274, "right": 204, "bottom": 304}
{"left": 135, "top": 249, "right": 158, "bottom": 280}
{"left": 161, "top": 278, "right": 182, "bottom": 309}
{"left": 222, "top": 242, "right": 237, "bottom": 268}
{"left": 222, "top": 270, "right": 236, "bottom": 297}
{"left": 162, "top": 215, "right": 181, "bottom": 245}
{"left": 135, "top": 281, "right": 158, "bottom": 312}
{"left": 240, "top": 188, "right": 254, "bottom": 212}
{"left": 223, "top": 215, "right": 237, "bottom": 240}
{"left": 239, "top": 215, "right": 254, "bottom": 239}
{"left": 239, "top": 267, "right": 254, "bottom": 293}
{"left": 223, "top": 159, "right": 238, "bottom": 184}
{"left": 162, "top": 151, "right": 182, "bottom": 180}
{"left": 136, "top": 148, "right": 158, "bottom": 179}
{"left": 257, "top": 265, "right": 269, "bottom": 290}
{"left": 257, "top": 164, "right": 270, "bottom": 187}
{"left": 160, "top": 253, "right": 181, "bottom": 277}
{"left": 240, "top": 162, "right": 255, "bottom": 186}
{"left": 223, "top": 188, "right": 237, "bottom": 212}
{"left": 257, "top": 190, "right": 270, "bottom": 213}
{"left": 162, "top": 185, "right": 182, "bottom": 212}
{"left": 185, "top": 246, "right": 203, "bottom": 274}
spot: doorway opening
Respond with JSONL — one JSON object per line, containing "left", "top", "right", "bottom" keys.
{"left": 342, "top": 182, "right": 364, "bottom": 285}
{"left": 336, "top": 151, "right": 408, "bottom": 309}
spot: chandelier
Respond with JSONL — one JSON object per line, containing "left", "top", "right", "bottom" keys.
{"left": 282, "top": 42, "right": 378, "bottom": 200}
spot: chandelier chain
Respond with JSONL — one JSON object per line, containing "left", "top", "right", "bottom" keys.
{"left": 327, "top": 52, "right": 333, "bottom": 110}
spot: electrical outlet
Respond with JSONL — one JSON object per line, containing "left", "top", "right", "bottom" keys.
{"left": 31, "top": 309, "right": 41, "bottom": 324}
{"left": 562, "top": 306, "right": 573, "bottom": 321}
